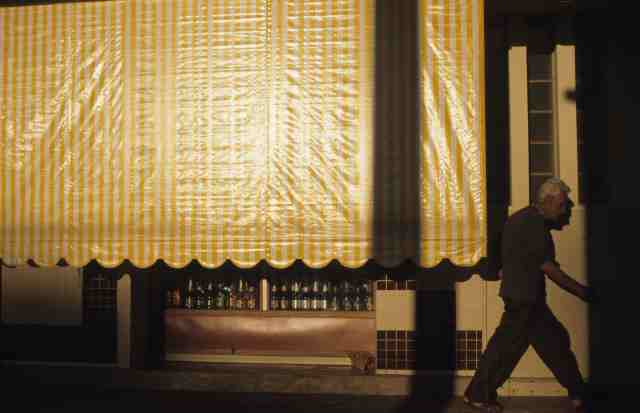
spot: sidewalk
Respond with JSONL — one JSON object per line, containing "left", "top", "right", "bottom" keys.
{"left": 1, "top": 362, "right": 610, "bottom": 412}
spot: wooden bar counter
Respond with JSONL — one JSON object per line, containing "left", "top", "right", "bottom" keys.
{"left": 165, "top": 309, "right": 376, "bottom": 372}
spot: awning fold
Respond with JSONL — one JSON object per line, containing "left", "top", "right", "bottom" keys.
{"left": 1, "top": 0, "right": 485, "bottom": 270}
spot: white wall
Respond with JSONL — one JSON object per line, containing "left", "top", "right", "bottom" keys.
{"left": 490, "top": 22, "right": 589, "bottom": 392}
{"left": 376, "top": 290, "right": 416, "bottom": 331}
{"left": 1, "top": 265, "right": 83, "bottom": 326}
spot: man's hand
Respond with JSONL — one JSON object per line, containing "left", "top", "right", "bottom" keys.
{"left": 541, "top": 261, "right": 592, "bottom": 303}
{"left": 584, "top": 287, "right": 600, "bottom": 305}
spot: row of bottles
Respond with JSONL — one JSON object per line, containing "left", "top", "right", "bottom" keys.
{"left": 166, "top": 278, "right": 375, "bottom": 312}
{"left": 270, "top": 279, "right": 374, "bottom": 312}
{"left": 166, "top": 278, "right": 257, "bottom": 311}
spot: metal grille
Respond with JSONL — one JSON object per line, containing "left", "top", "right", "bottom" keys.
{"left": 455, "top": 330, "right": 483, "bottom": 370}
{"left": 376, "top": 329, "right": 482, "bottom": 371}
{"left": 528, "top": 50, "right": 555, "bottom": 203}
{"left": 83, "top": 271, "right": 117, "bottom": 324}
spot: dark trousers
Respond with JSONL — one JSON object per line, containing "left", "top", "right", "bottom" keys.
{"left": 465, "top": 298, "right": 585, "bottom": 402}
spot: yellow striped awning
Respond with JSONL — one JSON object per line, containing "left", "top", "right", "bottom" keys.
{"left": 0, "top": 0, "right": 485, "bottom": 269}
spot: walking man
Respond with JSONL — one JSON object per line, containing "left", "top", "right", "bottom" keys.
{"left": 463, "top": 177, "right": 593, "bottom": 412}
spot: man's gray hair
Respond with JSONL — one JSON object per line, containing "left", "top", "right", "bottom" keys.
{"left": 536, "top": 177, "right": 571, "bottom": 205}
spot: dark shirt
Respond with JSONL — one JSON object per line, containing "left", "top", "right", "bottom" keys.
{"left": 499, "top": 206, "right": 555, "bottom": 303}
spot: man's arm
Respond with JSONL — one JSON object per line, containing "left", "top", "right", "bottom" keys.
{"left": 541, "top": 261, "right": 590, "bottom": 302}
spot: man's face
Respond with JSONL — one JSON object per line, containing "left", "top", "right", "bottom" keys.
{"left": 543, "top": 191, "right": 569, "bottom": 222}
{"left": 548, "top": 197, "right": 574, "bottom": 230}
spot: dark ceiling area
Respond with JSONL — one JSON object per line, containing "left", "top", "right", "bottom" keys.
{"left": 488, "top": 0, "right": 608, "bottom": 16}
{"left": 0, "top": 0, "right": 610, "bottom": 13}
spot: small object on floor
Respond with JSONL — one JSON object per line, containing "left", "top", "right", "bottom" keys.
{"left": 346, "top": 351, "right": 375, "bottom": 375}
{"left": 570, "top": 398, "right": 587, "bottom": 412}
{"left": 463, "top": 396, "right": 504, "bottom": 413}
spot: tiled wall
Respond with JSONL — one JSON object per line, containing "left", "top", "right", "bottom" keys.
{"left": 376, "top": 330, "right": 416, "bottom": 370}
{"left": 376, "top": 329, "right": 482, "bottom": 371}
{"left": 375, "top": 278, "right": 482, "bottom": 371}
{"left": 376, "top": 279, "right": 417, "bottom": 291}
{"left": 455, "top": 330, "right": 482, "bottom": 370}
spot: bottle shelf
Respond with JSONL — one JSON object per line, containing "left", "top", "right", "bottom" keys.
{"left": 165, "top": 277, "right": 375, "bottom": 313}
{"left": 165, "top": 308, "right": 375, "bottom": 318}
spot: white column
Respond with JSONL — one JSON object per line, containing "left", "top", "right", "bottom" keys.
{"left": 487, "top": 19, "right": 530, "bottom": 358}
{"left": 117, "top": 273, "right": 131, "bottom": 368}
{"left": 551, "top": 41, "right": 590, "bottom": 380}
{"left": 508, "top": 42, "right": 530, "bottom": 210}
{"left": 554, "top": 44, "right": 579, "bottom": 197}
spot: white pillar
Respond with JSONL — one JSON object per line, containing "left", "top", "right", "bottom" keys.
{"left": 554, "top": 44, "right": 579, "bottom": 198}
{"left": 551, "top": 40, "right": 590, "bottom": 380}
{"left": 508, "top": 42, "right": 530, "bottom": 210}
{"left": 117, "top": 273, "right": 131, "bottom": 368}
{"left": 486, "top": 19, "right": 530, "bottom": 354}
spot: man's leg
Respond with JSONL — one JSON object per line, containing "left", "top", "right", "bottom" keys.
{"left": 465, "top": 300, "right": 533, "bottom": 403}
{"left": 489, "top": 323, "right": 530, "bottom": 398}
{"left": 530, "top": 302, "right": 586, "bottom": 401}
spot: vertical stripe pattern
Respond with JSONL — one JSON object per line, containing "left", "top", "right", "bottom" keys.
{"left": 419, "top": 0, "right": 486, "bottom": 266}
{"left": 0, "top": 0, "right": 484, "bottom": 269}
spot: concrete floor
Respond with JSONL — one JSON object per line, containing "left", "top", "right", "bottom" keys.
{"left": 1, "top": 362, "right": 613, "bottom": 412}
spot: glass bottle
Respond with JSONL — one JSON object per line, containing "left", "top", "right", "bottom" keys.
{"left": 215, "top": 281, "right": 225, "bottom": 310}
{"left": 320, "top": 281, "right": 328, "bottom": 311}
{"left": 270, "top": 281, "right": 279, "bottom": 311}
{"left": 301, "top": 280, "right": 310, "bottom": 311}
{"left": 330, "top": 282, "right": 340, "bottom": 311}
{"left": 247, "top": 283, "right": 256, "bottom": 310}
{"left": 197, "top": 281, "right": 207, "bottom": 309}
{"left": 363, "top": 280, "right": 374, "bottom": 311}
{"left": 206, "top": 281, "right": 215, "bottom": 310}
{"left": 280, "top": 280, "right": 289, "bottom": 311}
{"left": 342, "top": 281, "right": 352, "bottom": 311}
{"left": 184, "top": 278, "right": 194, "bottom": 309}
{"left": 165, "top": 289, "right": 173, "bottom": 308}
{"left": 173, "top": 288, "right": 181, "bottom": 308}
{"left": 311, "top": 279, "right": 319, "bottom": 311}
{"left": 228, "top": 282, "right": 237, "bottom": 310}
{"left": 223, "top": 283, "right": 231, "bottom": 310}
{"left": 353, "top": 292, "right": 361, "bottom": 311}
{"left": 291, "top": 280, "right": 300, "bottom": 311}
{"left": 236, "top": 279, "right": 245, "bottom": 310}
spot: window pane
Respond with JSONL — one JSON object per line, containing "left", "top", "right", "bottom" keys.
{"left": 83, "top": 270, "right": 117, "bottom": 324}
{"left": 528, "top": 53, "right": 552, "bottom": 81}
{"left": 527, "top": 49, "right": 554, "bottom": 204}
{"left": 529, "top": 112, "right": 553, "bottom": 142}
{"left": 528, "top": 83, "right": 552, "bottom": 111}
{"left": 530, "top": 143, "right": 553, "bottom": 173}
